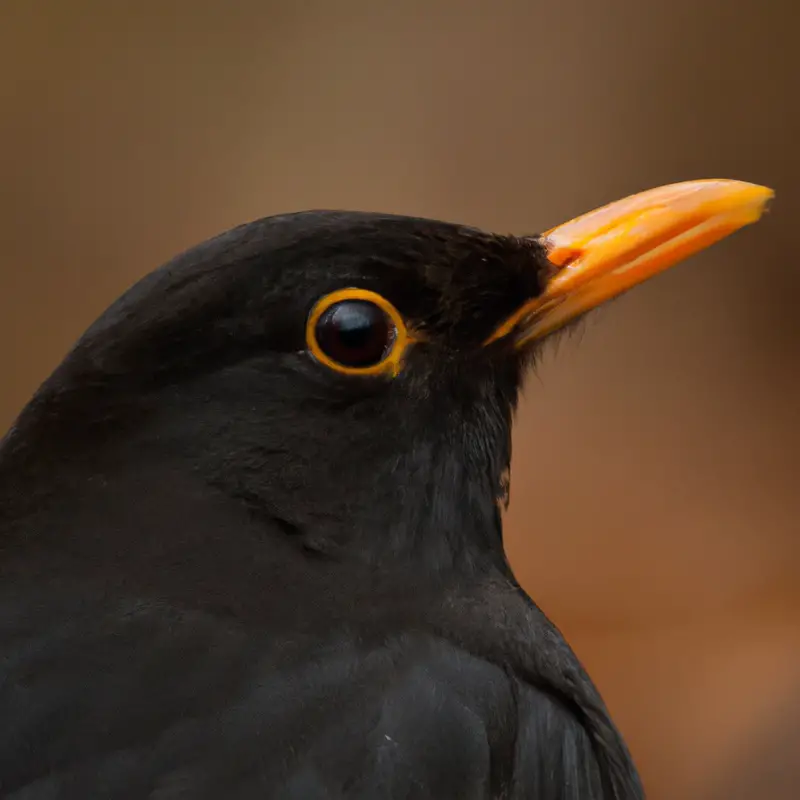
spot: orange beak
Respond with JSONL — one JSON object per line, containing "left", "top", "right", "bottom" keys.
{"left": 488, "top": 179, "right": 774, "bottom": 345}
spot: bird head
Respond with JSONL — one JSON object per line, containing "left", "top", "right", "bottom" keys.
{"left": 1, "top": 181, "right": 772, "bottom": 579}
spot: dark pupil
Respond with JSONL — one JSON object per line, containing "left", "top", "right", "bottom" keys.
{"left": 315, "top": 300, "right": 393, "bottom": 368}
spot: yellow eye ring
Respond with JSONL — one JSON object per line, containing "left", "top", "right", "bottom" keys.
{"left": 306, "top": 288, "right": 413, "bottom": 377}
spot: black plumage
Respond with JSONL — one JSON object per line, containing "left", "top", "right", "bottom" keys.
{"left": 0, "top": 212, "right": 643, "bottom": 799}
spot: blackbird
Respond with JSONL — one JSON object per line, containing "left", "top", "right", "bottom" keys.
{"left": 0, "top": 180, "right": 772, "bottom": 799}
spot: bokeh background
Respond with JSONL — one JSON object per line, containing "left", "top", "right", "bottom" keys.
{"left": 2, "top": 2, "right": 798, "bottom": 797}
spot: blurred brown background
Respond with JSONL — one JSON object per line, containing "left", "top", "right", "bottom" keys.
{"left": 1, "top": 1, "right": 798, "bottom": 797}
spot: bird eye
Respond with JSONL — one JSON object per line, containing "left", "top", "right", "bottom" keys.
{"left": 316, "top": 301, "right": 393, "bottom": 367}
{"left": 306, "top": 289, "right": 410, "bottom": 376}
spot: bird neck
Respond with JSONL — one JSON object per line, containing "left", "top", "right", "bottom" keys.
{"left": 0, "top": 381, "right": 515, "bottom": 594}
